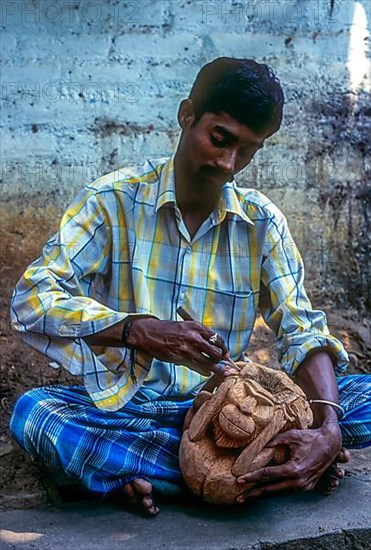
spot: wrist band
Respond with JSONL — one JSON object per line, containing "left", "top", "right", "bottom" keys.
{"left": 308, "top": 399, "right": 345, "bottom": 419}
{"left": 121, "top": 315, "right": 157, "bottom": 386}
{"left": 121, "top": 320, "right": 134, "bottom": 349}
{"left": 121, "top": 321, "right": 137, "bottom": 385}
{"left": 121, "top": 315, "right": 157, "bottom": 349}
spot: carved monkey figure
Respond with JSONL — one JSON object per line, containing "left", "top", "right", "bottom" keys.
{"left": 179, "top": 362, "right": 313, "bottom": 504}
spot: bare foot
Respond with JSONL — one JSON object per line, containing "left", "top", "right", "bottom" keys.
{"left": 316, "top": 448, "right": 351, "bottom": 495}
{"left": 122, "top": 478, "right": 159, "bottom": 516}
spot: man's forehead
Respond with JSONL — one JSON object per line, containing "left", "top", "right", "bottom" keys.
{"left": 202, "top": 111, "right": 272, "bottom": 144}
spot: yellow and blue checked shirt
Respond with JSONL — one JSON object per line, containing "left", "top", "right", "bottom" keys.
{"left": 11, "top": 152, "right": 348, "bottom": 411}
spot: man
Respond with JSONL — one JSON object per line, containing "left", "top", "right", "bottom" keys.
{"left": 10, "top": 58, "right": 370, "bottom": 516}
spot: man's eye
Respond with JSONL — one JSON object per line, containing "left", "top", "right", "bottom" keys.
{"left": 210, "top": 135, "right": 226, "bottom": 147}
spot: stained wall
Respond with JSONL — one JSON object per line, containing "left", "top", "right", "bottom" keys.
{"left": 1, "top": 0, "right": 370, "bottom": 309}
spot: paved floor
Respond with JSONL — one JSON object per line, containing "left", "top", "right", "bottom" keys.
{"left": 1, "top": 471, "right": 370, "bottom": 550}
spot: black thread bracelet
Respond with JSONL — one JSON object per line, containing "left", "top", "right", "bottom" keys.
{"left": 121, "top": 320, "right": 137, "bottom": 384}
{"left": 121, "top": 320, "right": 135, "bottom": 349}
{"left": 121, "top": 316, "right": 157, "bottom": 385}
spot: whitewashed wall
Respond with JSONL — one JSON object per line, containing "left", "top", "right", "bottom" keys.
{"left": 1, "top": 0, "right": 370, "bottom": 308}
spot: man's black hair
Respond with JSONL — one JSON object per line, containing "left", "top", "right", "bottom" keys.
{"left": 188, "top": 57, "right": 284, "bottom": 133}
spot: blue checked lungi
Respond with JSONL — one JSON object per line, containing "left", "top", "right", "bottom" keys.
{"left": 10, "top": 374, "right": 371, "bottom": 494}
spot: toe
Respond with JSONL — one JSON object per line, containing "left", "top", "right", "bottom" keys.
{"left": 335, "top": 467, "right": 346, "bottom": 479}
{"left": 325, "top": 478, "right": 339, "bottom": 495}
{"left": 131, "top": 478, "right": 153, "bottom": 496}
{"left": 337, "top": 448, "right": 351, "bottom": 464}
{"left": 131, "top": 479, "right": 159, "bottom": 516}
{"left": 142, "top": 495, "right": 160, "bottom": 516}
{"left": 122, "top": 482, "right": 136, "bottom": 499}
{"left": 330, "top": 476, "right": 340, "bottom": 487}
{"left": 120, "top": 478, "right": 159, "bottom": 516}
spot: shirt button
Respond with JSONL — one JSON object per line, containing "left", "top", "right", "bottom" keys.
{"left": 179, "top": 292, "right": 186, "bottom": 301}
{"left": 173, "top": 384, "right": 180, "bottom": 394}
{"left": 185, "top": 247, "right": 191, "bottom": 254}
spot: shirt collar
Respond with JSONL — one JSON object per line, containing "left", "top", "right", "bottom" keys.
{"left": 155, "top": 153, "right": 177, "bottom": 212}
{"left": 155, "top": 153, "right": 254, "bottom": 226}
{"left": 217, "top": 181, "right": 254, "bottom": 225}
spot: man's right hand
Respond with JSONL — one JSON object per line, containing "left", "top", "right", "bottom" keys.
{"left": 127, "top": 318, "right": 228, "bottom": 377}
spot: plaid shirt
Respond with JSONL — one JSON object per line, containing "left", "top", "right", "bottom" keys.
{"left": 11, "top": 152, "right": 348, "bottom": 411}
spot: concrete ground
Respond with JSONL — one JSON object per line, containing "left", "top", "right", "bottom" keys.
{"left": 1, "top": 449, "right": 370, "bottom": 550}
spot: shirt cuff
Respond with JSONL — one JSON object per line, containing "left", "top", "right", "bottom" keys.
{"left": 279, "top": 332, "right": 349, "bottom": 376}
{"left": 53, "top": 312, "right": 158, "bottom": 339}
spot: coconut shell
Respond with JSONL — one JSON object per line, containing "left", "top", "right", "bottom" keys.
{"left": 179, "top": 361, "right": 313, "bottom": 504}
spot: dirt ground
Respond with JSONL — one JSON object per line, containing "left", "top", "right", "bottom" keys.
{"left": 1, "top": 223, "right": 370, "bottom": 512}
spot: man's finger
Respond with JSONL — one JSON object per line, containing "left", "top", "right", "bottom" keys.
{"left": 302, "top": 480, "right": 317, "bottom": 492}
{"left": 237, "top": 479, "right": 297, "bottom": 502}
{"left": 213, "top": 334, "right": 228, "bottom": 356}
{"left": 198, "top": 339, "right": 224, "bottom": 363}
{"left": 237, "top": 463, "right": 295, "bottom": 484}
{"left": 186, "top": 353, "right": 224, "bottom": 377}
{"left": 198, "top": 325, "right": 228, "bottom": 356}
{"left": 266, "top": 429, "right": 302, "bottom": 447}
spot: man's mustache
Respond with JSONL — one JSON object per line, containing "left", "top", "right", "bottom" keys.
{"left": 202, "top": 167, "right": 234, "bottom": 182}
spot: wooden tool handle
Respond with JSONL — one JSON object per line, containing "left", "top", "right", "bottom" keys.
{"left": 176, "top": 306, "right": 194, "bottom": 321}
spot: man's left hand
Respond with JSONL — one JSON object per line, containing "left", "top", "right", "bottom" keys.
{"left": 236, "top": 422, "right": 342, "bottom": 502}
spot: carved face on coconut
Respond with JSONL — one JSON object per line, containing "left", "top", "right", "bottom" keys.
{"left": 179, "top": 362, "right": 313, "bottom": 504}
{"left": 213, "top": 376, "right": 276, "bottom": 448}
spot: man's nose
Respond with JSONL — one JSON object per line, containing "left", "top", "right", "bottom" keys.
{"left": 215, "top": 150, "right": 237, "bottom": 174}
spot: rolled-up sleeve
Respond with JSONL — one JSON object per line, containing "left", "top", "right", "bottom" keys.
{"left": 258, "top": 208, "right": 349, "bottom": 376}
{"left": 11, "top": 188, "right": 123, "bottom": 339}
{"left": 10, "top": 186, "right": 152, "bottom": 410}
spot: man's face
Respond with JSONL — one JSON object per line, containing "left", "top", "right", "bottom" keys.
{"left": 177, "top": 104, "right": 278, "bottom": 195}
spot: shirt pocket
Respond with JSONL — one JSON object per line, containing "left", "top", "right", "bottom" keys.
{"left": 203, "top": 289, "right": 256, "bottom": 353}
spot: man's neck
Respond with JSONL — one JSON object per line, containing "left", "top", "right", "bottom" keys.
{"left": 173, "top": 155, "right": 220, "bottom": 218}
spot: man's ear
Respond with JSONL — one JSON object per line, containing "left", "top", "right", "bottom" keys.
{"left": 177, "top": 99, "right": 196, "bottom": 129}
